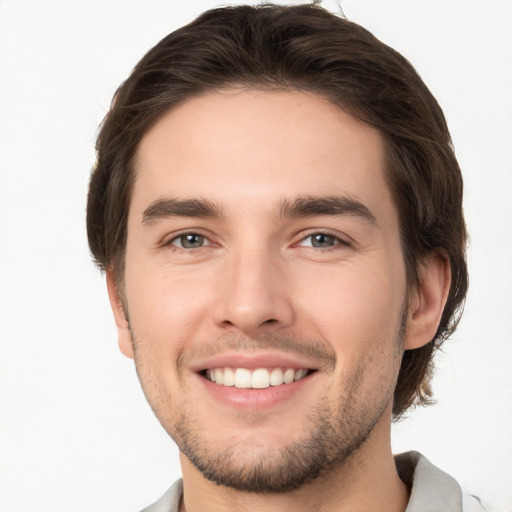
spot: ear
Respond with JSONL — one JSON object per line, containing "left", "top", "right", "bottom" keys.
{"left": 404, "top": 253, "right": 451, "bottom": 350}
{"left": 106, "top": 269, "right": 134, "bottom": 359}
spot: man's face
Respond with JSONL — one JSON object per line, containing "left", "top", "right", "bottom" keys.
{"left": 115, "top": 89, "right": 410, "bottom": 491}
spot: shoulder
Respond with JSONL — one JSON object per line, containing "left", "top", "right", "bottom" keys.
{"left": 140, "top": 479, "right": 183, "bottom": 512}
{"left": 395, "top": 451, "right": 486, "bottom": 512}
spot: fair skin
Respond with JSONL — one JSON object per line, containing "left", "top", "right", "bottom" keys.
{"left": 107, "top": 89, "right": 450, "bottom": 512}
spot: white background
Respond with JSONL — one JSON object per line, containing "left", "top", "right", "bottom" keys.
{"left": 0, "top": 1, "right": 511, "bottom": 511}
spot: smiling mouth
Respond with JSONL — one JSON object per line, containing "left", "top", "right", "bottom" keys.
{"left": 201, "top": 367, "right": 315, "bottom": 389}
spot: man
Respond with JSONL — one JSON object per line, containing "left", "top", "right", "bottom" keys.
{"left": 86, "top": 4, "right": 481, "bottom": 511}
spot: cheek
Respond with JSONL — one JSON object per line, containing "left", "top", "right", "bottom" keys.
{"left": 305, "top": 266, "right": 406, "bottom": 408}
{"left": 296, "top": 258, "right": 407, "bottom": 355}
{"left": 124, "top": 265, "right": 211, "bottom": 359}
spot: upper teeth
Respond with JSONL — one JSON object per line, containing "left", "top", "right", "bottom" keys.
{"left": 206, "top": 367, "right": 308, "bottom": 389}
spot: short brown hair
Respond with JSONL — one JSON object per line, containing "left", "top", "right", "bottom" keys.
{"left": 86, "top": 3, "right": 468, "bottom": 418}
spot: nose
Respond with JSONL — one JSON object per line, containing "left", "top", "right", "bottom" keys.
{"left": 213, "top": 245, "right": 294, "bottom": 336}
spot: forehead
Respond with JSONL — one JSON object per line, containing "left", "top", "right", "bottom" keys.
{"left": 132, "top": 89, "right": 393, "bottom": 219}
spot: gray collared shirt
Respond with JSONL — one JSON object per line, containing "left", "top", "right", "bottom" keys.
{"left": 395, "top": 451, "right": 485, "bottom": 512}
{"left": 141, "top": 451, "right": 485, "bottom": 512}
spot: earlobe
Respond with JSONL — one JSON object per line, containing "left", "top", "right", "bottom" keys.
{"left": 106, "top": 270, "right": 135, "bottom": 359}
{"left": 404, "top": 253, "right": 451, "bottom": 350}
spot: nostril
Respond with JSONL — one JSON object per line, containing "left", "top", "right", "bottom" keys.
{"left": 222, "top": 318, "right": 277, "bottom": 326}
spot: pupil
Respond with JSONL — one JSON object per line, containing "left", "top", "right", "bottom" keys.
{"left": 313, "top": 234, "right": 334, "bottom": 247}
{"left": 182, "top": 234, "right": 203, "bottom": 248}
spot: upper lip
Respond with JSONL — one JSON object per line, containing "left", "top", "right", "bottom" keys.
{"left": 190, "top": 351, "right": 318, "bottom": 373}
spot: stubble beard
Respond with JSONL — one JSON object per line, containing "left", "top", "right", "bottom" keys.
{"left": 172, "top": 390, "right": 382, "bottom": 494}
{"left": 131, "top": 311, "right": 407, "bottom": 494}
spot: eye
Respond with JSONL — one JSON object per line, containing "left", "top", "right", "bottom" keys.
{"left": 298, "top": 232, "right": 347, "bottom": 248}
{"left": 169, "top": 233, "right": 210, "bottom": 249}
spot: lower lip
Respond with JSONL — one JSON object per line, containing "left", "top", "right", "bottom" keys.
{"left": 194, "top": 372, "right": 315, "bottom": 410}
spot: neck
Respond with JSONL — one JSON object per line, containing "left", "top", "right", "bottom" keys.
{"left": 179, "top": 410, "right": 409, "bottom": 512}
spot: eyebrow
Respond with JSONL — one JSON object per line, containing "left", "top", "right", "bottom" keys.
{"left": 142, "top": 198, "right": 224, "bottom": 225}
{"left": 279, "top": 195, "right": 377, "bottom": 225}
{"left": 141, "top": 194, "right": 377, "bottom": 226}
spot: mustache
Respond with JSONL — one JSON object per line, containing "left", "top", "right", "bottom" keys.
{"left": 176, "top": 333, "right": 337, "bottom": 373}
